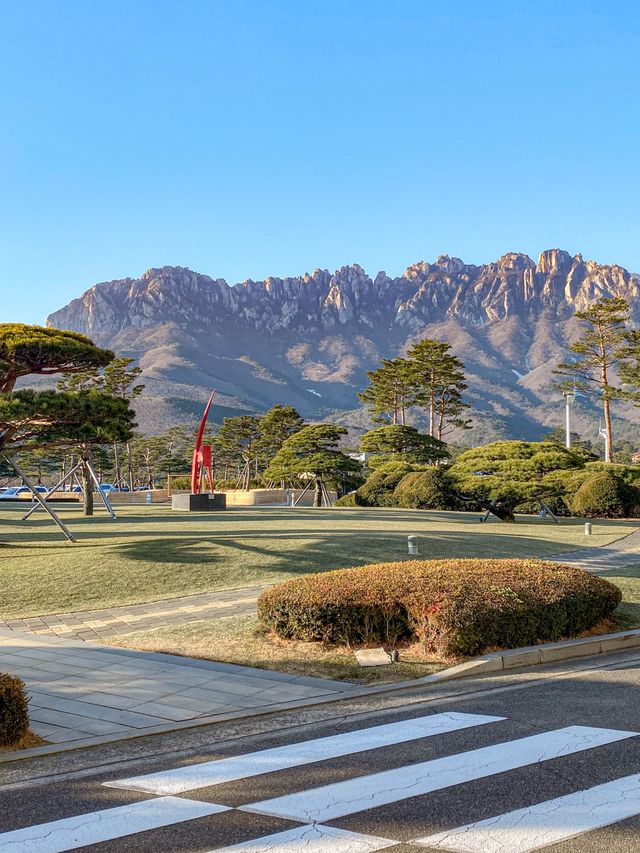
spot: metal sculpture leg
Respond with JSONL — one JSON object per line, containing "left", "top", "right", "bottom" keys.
{"left": 85, "top": 459, "right": 117, "bottom": 519}
{"left": 21, "top": 461, "right": 83, "bottom": 520}
{"left": 6, "top": 456, "right": 75, "bottom": 542}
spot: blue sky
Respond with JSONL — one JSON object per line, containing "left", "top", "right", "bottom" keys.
{"left": 2, "top": 0, "right": 640, "bottom": 324}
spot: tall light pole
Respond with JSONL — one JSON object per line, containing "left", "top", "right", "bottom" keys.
{"left": 563, "top": 390, "right": 575, "bottom": 449}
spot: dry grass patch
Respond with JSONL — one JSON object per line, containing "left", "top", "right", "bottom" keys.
{"left": 104, "top": 614, "right": 446, "bottom": 684}
{"left": 0, "top": 730, "right": 48, "bottom": 754}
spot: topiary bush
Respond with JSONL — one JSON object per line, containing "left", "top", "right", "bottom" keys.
{"left": 356, "top": 462, "right": 415, "bottom": 507}
{"left": 572, "top": 472, "right": 640, "bottom": 519}
{"left": 258, "top": 559, "right": 621, "bottom": 658}
{"left": 0, "top": 673, "right": 29, "bottom": 746}
{"left": 393, "top": 468, "right": 456, "bottom": 509}
{"left": 334, "top": 492, "right": 363, "bottom": 507}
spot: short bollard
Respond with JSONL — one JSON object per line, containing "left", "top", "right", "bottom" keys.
{"left": 585, "top": 522, "right": 592, "bottom": 536}
{"left": 146, "top": 492, "right": 152, "bottom": 505}
{"left": 407, "top": 535, "right": 419, "bottom": 556}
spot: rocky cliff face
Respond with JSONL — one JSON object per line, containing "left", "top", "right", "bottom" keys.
{"left": 47, "top": 250, "right": 640, "bottom": 440}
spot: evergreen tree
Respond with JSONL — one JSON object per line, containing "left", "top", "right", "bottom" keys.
{"left": 449, "top": 440, "right": 585, "bottom": 522}
{"left": 358, "top": 358, "right": 415, "bottom": 425}
{"left": 619, "top": 329, "right": 640, "bottom": 405}
{"left": 255, "top": 405, "right": 305, "bottom": 475}
{"left": 554, "top": 297, "right": 631, "bottom": 462}
{"left": 360, "top": 425, "right": 449, "bottom": 468}
{"left": 407, "top": 339, "right": 471, "bottom": 439}
{"left": 265, "top": 424, "right": 361, "bottom": 507}
{"left": 216, "top": 415, "right": 261, "bottom": 489}
{"left": 0, "top": 324, "right": 113, "bottom": 393}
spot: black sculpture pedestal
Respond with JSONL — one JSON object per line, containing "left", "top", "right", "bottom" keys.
{"left": 171, "top": 493, "right": 227, "bottom": 511}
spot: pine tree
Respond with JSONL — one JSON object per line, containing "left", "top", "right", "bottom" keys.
{"left": 265, "top": 424, "right": 361, "bottom": 507}
{"left": 555, "top": 297, "right": 631, "bottom": 462}
{"left": 0, "top": 325, "right": 113, "bottom": 393}
{"left": 255, "top": 405, "right": 305, "bottom": 475}
{"left": 359, "top": 425, "right": 449, "bottom": 468}
{"left": 358, "top": 358, "right": 415, "bottom": 425}
{"left": 216, "top": 416, "right": 261, "bottom": 489}
{"left": 407, "top": 339, "right": 471, "bottom": 439}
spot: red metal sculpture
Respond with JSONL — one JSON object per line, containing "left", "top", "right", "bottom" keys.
{"left": 191, "top": 390, "right": 215, "bottom": 493}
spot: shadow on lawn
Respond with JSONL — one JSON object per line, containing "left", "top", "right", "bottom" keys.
{"left": 106, "top": 529, "right": 605, "bottom": 579}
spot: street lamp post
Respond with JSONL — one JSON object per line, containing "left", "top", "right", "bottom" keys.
{"left": 563, "top": 391, "right": 575, "bottom": 449}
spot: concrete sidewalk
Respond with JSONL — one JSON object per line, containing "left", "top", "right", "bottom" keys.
{"left": 0, "top": 586, "right": 265, "bottom": 642}
{"left": 552, "top": 528, "right": 640, "bottom": 572}
{"left": 0, "top": 629, "right": 359, "bottom": 753}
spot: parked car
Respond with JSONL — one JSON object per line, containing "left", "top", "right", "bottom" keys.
{"left": 0, "top": 485, "right": 48, "bottom": 500}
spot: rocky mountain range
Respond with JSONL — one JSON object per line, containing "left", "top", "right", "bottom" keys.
{"left": 47, "top": 249, "right": 640, "bottom": 443}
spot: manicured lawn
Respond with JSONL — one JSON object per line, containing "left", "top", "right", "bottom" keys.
{"left": 104, "top": 614, "right": 446, "bottom": 684}
{"left": 599, "top": 562, "right": 640, "bottom": 629}
{"left": 0, "top": 504, "right": 637, "bottom": 618}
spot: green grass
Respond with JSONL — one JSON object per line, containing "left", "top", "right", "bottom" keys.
{"left": 598, "top": 563, "right": 640, "bottom": 629}
{"left": 0, "top": 504, "right": 637, "bottom": 618}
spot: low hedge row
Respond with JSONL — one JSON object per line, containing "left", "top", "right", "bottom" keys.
{"left": 0, "top": 673, "right": 29, "bottom": 747}
{"left": 258, "top": 559, "right": 621, "bottom": 657}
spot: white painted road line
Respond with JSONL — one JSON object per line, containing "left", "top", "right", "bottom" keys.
{"left": 206, "top": 823, "right": 397, "bottom": 852}
{"left": 243, "top": 725, "right": 638, "bottom": 823}
{"left": 414, "top": 772, "right": 640, "bottom": 852}
{"left": 105, "top": 711, "right": 503, "bottom": 794}
{"left": 0, "top": 797, "right": 229, "bottom": 853}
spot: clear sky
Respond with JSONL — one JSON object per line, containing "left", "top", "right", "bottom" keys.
{"left": 2, "top": 0, "right": 640, "bottom": 324}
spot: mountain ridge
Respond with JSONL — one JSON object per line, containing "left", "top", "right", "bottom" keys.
{"left": 47, "top": 250, "right": 640, "bottom": 442}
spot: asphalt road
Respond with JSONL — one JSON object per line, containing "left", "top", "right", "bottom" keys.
{"left": 2, "top": 650, "right": 640, "bottom": 852}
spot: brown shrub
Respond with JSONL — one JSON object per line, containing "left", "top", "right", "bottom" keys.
{"left": 0, "top": 673, "right": 29, "bottom": 746}
{"left": 258, "top": 559, "right": 621, "bottom": 657}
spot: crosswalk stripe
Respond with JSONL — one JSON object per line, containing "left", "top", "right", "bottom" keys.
{"left": 0, "top": 796, "right": 228, "bottom": 853}
{"left": 105, "top": 711, "right": 503, "bottom": 794}
{"left": 414, "top": 772, "right": 640, "bottom": 852}
{"left": 205, "top": 823, "right": 397, "bottom": 852}
{"left": 242, "top": 725, "right": 638, "bottom": 823}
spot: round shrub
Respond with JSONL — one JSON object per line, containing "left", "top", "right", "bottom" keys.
{"left": 394, "top": 468, "right": 454, "bottom": 509}
{"left": 572, "top": 472, "right": 640, "bottom": 519}
{"left": 258, "top": 559, "right": 621, "bottom": 658}
{"left": 357, "top": 462, "right": 414, "bottom": 507}
{"left": 0, "top": 673, "right": 29, "bottom": 746}
{"left": 334, "top": 492, "right": 362, "bottom": 507}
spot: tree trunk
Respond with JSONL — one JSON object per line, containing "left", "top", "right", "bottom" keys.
{"left": 482, "top": 500, "right": 516, "bottom": 522}
{"left": 81, "top": 453, "right": 94, "bottom": 517}
{"left": 314, "top": 478, "right": 322, "bottom": 507}
{"left": 126, "top": 441, "right": 134, "bottom": 490}
{"left": 113, "top": 442, "right": 122, "bottom": 487}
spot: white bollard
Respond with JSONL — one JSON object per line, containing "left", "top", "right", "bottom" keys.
{"left": 146, "top": 492, "right": 152, "bottom": 505}
{"left": 407, "top": 535, "right": 419, "bottom": 556}
{"left": 584, "top": 522, "right": 592, "bottom": 535}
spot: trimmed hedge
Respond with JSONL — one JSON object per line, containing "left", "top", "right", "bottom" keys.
{"left": 356, "top": 462, "right": 415, "bottom": 507}
{"left": 334, "top": 492, "right": 362, "bottom": 507}
{"left": 0, "top": 673, "right": 29, "bottom": 746}
{"left": 258, "top": 559, "right": 621, "bottom": 657}
{"left": 572, "top": 472, "right": 640, "bottom": 519}
{"left": 393, "top": 468, "right": 455, "bottom": 509}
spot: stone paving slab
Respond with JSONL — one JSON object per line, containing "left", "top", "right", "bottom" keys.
{"left": 0, "top": 628, "right": 358, "bottom": 747}
{"left": 0, "top": 586, "right": 266, "bottom": 641}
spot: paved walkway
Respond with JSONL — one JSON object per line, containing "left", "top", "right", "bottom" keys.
{"left": 552, "top": 528, "right": 640, "bottom": 573}
{"left": 0, "top": 629, "right": 359, "bottom": 751}
{"left": 0, "top": 586, "right": 266, "bottom": 642}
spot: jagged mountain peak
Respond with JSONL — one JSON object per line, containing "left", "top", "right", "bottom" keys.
{"left": 46, "top": 250, "right": 640, "bottom": 440}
